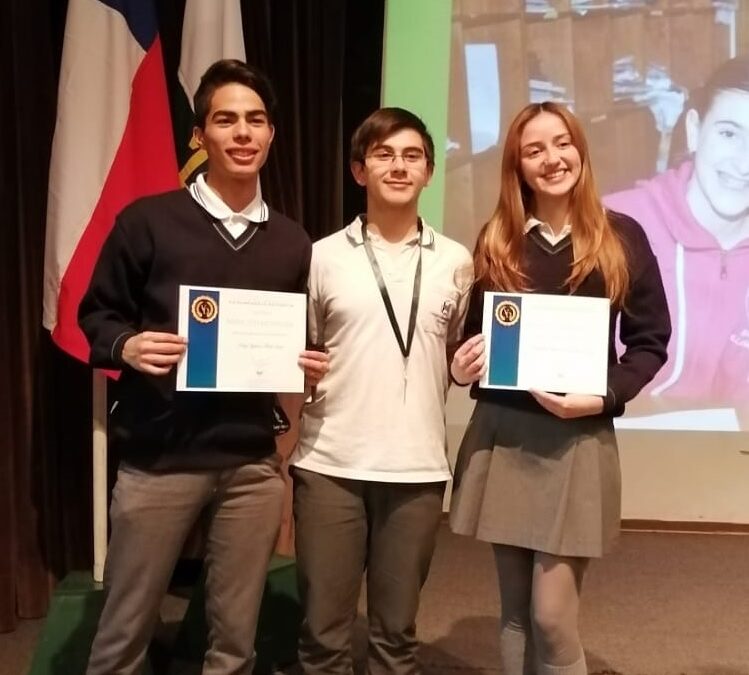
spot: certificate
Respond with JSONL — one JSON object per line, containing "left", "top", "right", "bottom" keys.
{"left": 480, "top": 292, "right": 610, "bottom": 396}
{"left": 176, "top": 285, "right": 306, "bottom": 393}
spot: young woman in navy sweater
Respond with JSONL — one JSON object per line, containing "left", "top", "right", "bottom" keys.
{"left": 449, "top": 102, "right": 671, "bottom": 675}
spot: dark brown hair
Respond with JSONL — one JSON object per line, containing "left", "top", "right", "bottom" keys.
{"left": 193, "top": 59, "right": 277, "bottom": 129}
{"left": 350, "top": 107, "right": 435, "bottom": 167}
{"left": 669, "top": 55, "right": 749, "bottom": 166}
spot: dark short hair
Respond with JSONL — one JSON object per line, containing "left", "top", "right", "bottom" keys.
{"left": 690, "top": 54, "right": 749, "bottom": 116}
{"left": 668, "top": 55, "right": 749, "bottom": 167}
{"left": 350, "top": 107, "right": 435, "bottom": 166}
{"left": 193, "top": 59, "right": 277, "bottom": 129}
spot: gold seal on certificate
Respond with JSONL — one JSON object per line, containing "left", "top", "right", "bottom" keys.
{"left": 190, "top": 295, "right": 219, "bottom": 324}
{"left": 495, "top": 300, "right": 520, "bottom": 327}
{"left": 481, "top": 291, "right": 610, "bottom": 396}
{"left": 176, "top": 285, "right": 306, "bottom": 393}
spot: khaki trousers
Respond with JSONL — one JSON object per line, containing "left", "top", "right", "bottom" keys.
{"left": 86, "top": 455, "right": 285, "bottom": 675}
{"left": 292, "top": 467, "right": 445, "bottom": 675}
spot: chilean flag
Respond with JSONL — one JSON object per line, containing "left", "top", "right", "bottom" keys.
{"left": 43, "top": 0, "right": 179, "bottom": 362}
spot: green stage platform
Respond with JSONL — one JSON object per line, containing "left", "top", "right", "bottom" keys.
{"left": 28, "top": 555, "right": 300, "bottom": 674}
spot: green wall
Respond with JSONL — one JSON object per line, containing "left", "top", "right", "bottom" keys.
{"left": 381, "top": 0, "right": 452, "bottom": 231}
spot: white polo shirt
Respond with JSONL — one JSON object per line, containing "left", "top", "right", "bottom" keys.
{"left": 290, "top": 216, "right": 474, "bottom": 482}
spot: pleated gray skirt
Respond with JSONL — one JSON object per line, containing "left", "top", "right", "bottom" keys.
{"left": 449, "top": 400, "right": 621, "bottom": 558}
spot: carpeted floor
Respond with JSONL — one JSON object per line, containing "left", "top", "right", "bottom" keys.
{"left": 415, "top": 527, "right": 749, "bottom": 675}
{"left": 3, "top": 526, "right": 749, "bottom": 674}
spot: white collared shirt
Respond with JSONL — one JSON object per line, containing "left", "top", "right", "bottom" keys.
{"left": 525, "top": 217, "right": 571, "bottom": 246}
{"left": 290, "top": 215, "right": 475, "bottom": 483}
{"left": 188, "top": 173, "right": 268, "bottom": 239}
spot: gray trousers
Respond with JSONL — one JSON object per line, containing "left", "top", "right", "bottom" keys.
{"left": 86, "top": 455, "right": 285, "bottom": 675}
{"left": 292, "top": 467, "right": 445, "bottom": 675}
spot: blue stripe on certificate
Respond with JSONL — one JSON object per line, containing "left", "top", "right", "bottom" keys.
{"left": 488, "top": 294, "right": 522, "bottom": 387}
{"left": 186, "top": 289, "right": 220, "bottom": 388}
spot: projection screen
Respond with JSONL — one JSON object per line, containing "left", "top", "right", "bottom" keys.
{"left": 383, "top": 0, "right": 749, "bottom": 523}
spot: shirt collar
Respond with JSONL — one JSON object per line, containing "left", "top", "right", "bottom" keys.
{"left": 524, "top": 216, "right": 572, "bottom": 239}
{"left": 345, "top": 214, "right": 436, "bottom": 247}
{"left": 189, "top": 172, "right": 269, "bottom": 223}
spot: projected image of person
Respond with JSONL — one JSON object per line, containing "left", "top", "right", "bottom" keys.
{"left": 604, "top": 56, "right": 749, "bottom": 417}
{"left": 448, "top": 102, "right": 670, "bottom": 675}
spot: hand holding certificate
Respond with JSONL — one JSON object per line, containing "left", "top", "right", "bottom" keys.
{"left": 480, "top": 291, "right": 610, "bottom": 396}
{"left": 176, "top": 285, "right": 306, "bottom": 393}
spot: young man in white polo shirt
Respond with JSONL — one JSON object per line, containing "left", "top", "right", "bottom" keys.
{"left": 290, "top": 107, "right": 474, "bottom": 674}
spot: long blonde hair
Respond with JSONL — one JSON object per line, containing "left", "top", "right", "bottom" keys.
{"left": 474, "top": 102, "right": 629, "bottom": 306}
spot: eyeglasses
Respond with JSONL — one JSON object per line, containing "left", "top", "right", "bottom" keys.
{"left": 366, "top": 149, "right": 427, "bottom": 165}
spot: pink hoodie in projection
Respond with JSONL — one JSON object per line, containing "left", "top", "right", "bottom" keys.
{"left": 604, "top": 161, "right": 749, "bottom": 404}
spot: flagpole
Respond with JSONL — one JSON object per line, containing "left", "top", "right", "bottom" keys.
{"left": 44, "top": 0, "right": 179, "bottom": 585}
{"left": 92, "top": 371, "right": 108, "bottom": 583}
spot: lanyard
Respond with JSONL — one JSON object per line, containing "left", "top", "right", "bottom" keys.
{"left": 361, "top": 217, "right": 423, "bottom": 359}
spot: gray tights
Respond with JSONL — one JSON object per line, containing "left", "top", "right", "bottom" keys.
{"left": 493, "top": 544, "right": 588, "bottom": 675}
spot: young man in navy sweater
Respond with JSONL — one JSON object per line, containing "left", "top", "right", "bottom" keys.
{"left": 79, "top": 59, "right": 328, "bottom": 675}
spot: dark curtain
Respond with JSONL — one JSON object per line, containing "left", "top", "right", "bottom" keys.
{"left": 243, "top": 0, "right": 345, "bottom": 238}
{"left": 157, "top": 0, "right": 362, "bottom": 241}
{"left": 0, "top": 0, "right": 95, "bottom": 633}
{"left": 341, "top": 0, "right": 386, "bottom": 223}
{"left": 0, "top": 0, "right": 382, "bottom": 632}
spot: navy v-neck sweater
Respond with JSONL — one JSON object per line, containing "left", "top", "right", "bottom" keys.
{"left": 79, "top": 189, "right": 311, "bottom": 470}
{"left": 464, "top": 211, "right": 671, "bottom": 416}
